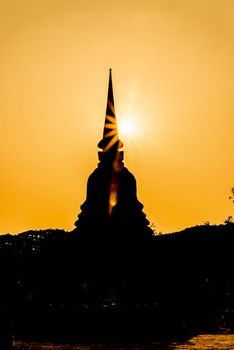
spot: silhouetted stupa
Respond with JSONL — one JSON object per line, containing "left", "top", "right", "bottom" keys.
{"left": 74, "top": 70, "right": 152, "bottom": 240}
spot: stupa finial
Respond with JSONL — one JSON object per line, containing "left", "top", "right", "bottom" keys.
{"left": 98, "top": 69, "right": 123, "bottom": 161}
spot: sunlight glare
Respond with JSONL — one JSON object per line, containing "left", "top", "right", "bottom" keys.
{"left": 118, "top": 118, "right": 138, "bottom": 139}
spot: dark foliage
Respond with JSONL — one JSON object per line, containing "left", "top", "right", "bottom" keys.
{"left": 0, "top": 224, "right": 234, "bottom": 343}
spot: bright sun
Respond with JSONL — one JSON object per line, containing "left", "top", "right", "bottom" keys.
{"left": 118, "top": 118, "right": 137, "bottom": 138}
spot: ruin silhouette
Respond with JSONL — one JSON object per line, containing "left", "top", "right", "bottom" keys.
{"left": 73, "top": 69, "right": 152, "bottom": 241}
{"left": 2, "top": 72, "right": 234, "bottom": 346}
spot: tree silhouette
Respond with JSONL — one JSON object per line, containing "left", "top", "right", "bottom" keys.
{"left": 224, "top": 215, "right": 233, "bottom": 225}
{"left": 229, "top": 187, "right": 234, "bottom": 203}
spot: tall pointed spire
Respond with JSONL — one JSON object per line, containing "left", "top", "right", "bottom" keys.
{"left": 74, "top": 70, "right": 152, "bottom": 236}
{"left": 98, "top": 69, "right": 123, "bottom": 160}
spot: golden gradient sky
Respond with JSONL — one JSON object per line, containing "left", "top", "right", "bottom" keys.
{"left": 1, "top": 0, "right": 234, "bottom": 234}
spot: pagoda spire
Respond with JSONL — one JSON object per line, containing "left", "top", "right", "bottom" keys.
{"left": 74, "top": 70, "right": 152, "bottom": 237}
{"left": 98, "top": 69, "right": 123, "bottom": 161}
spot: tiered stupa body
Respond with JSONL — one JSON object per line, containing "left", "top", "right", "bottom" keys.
{"left": 74, "top": 70, "right": 151, "bottom": 239}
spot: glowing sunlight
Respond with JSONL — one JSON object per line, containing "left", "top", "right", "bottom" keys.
{"left": 118, "top": 118, "right": 137, "bottom": 137}
{"left": 118, "top": 114, "right": 144, "bottom": 143}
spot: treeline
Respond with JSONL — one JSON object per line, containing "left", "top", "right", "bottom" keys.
{"left": 0, "top": 223, "right": 234, "bottom": 342}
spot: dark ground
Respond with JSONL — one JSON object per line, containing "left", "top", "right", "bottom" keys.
{"left": 0, "top": 223, "right": 234, "bottom": 346}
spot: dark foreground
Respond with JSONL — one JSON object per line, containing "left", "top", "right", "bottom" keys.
{"left": 11, "top": 334, "right": 234, "bottom": 350}
{"left": 0, "top": 223, "right": 234, "bottom": 347}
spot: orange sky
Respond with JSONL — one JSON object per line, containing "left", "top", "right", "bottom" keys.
{"left": 1, "top": 0, "right": 234, "bottom": 234}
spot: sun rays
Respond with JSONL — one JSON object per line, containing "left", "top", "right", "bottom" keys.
{"left": 118, "top": 118, "right": 137, "bottom": 138}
